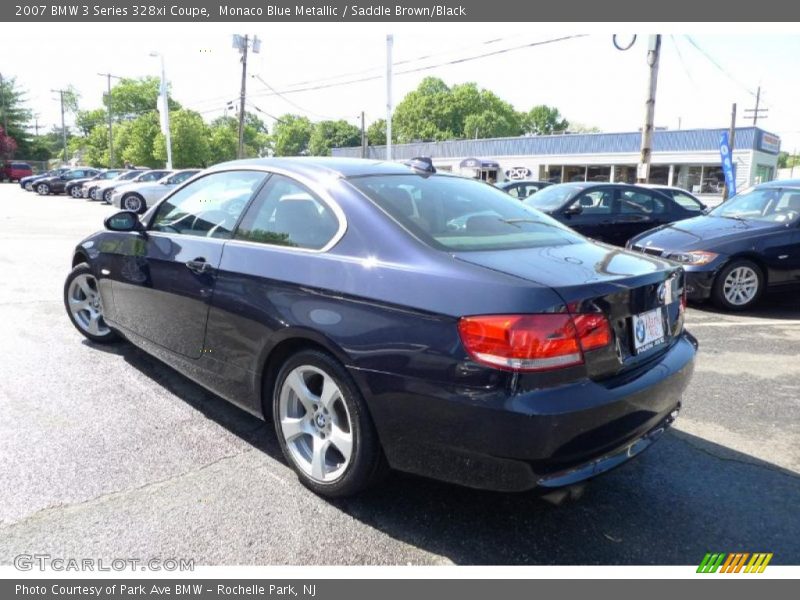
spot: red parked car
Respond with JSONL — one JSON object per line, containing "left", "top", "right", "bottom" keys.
{"left": 3, "top": 162, "right": 34, "bottom": 182}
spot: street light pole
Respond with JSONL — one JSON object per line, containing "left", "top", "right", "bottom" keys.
{"left": 150, "top": 52, "right": 172, "bottom": 169}
{"left": 51, "top": 88, "right": 68, "bottom": 162}
{"left": 98, "top": 72, "right": 122, "bottom": 168}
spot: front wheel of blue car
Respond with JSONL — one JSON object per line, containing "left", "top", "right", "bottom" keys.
{"left": 273, "top": 349, "right": 387, "bottom": 497}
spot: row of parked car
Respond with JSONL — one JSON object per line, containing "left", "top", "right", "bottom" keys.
{"left": 496, "top": 178, "right": 800, "bottom": 310}
{"left": 18, "top": 166, "right": 201, "bottom": 213}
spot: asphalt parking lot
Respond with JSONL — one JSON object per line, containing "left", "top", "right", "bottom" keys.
{"left": 0, "top": 183, "right": 798, "bottom": 566}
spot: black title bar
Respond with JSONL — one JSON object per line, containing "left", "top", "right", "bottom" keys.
{"left": 3, "top": 0, "right": 800, "bottom": 21}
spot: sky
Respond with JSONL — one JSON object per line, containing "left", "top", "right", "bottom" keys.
{"left": 2, "top": 22, "right": 799, "bottom": 152}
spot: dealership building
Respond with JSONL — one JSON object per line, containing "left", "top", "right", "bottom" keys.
{"left": 333, "top": 126, "right": 780, "bottom": 193}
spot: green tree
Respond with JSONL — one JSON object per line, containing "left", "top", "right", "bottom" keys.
{"left": 117, "top": 112, "right": 161, "bottom": 167}
{"left": 392, "top": 77, "right": 523, "bottom": 143}
{"left": 154, "top": 109, "right": 209, "bottom": 168}
{"left": 271, "top": 114, "right": 313, "bottom": 156}
{"left": 107, "top": 77, "right": 180, "bottom": 121}
{"left": 208, "top": 117, "right": 239, "bottom": 165}
{"left": 366, "top": 119, "right": 393, "bottom": 146}
{"left": 75, "top": 108, "right": 108, "bottom": 136}
{"left": 308, "top": 120, "right": 361, "bottom": 156}
{"left": 522, "top": 105, "right": 569, "bottom": 135}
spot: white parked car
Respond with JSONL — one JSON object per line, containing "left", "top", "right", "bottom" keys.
{"left": 111, "top": 169, "right": 201, "bottom": 213}
{"left": 92, "top": 169, "right": 172, "bottom": 203}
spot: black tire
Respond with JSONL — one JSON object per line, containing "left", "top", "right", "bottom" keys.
{"left": 711, "top": 258, "right": 764, "bottom": 311}
{"left": 36, "top": 183, "right": 50, "bottom": 195}
{"left": 272, "top": 349, "right": 387, "bottom": 497}
{"left": 63, "top": 263, "right": 121, "bottom": 344}
{"left": 122, "top": 194, "right": 145, "bottom": 213}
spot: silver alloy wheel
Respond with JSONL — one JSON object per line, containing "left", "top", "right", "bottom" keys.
{"left": 67, "top": 273, "right": 111, "bottom": 337}
{"left": 103, "top": 189, "right": 112, "bottom": 203}
{"left": 722, "top": 265, "right": 759, "bottom": 306}
{"left": 123, "top": 195, "right": 142, "bottom": 212}
{"left": 70, "top": 186, "right": 82, "bottom": 198}
{"left": 36, "top": 183, "right": 48, "bottom": 194}
{"left": 278, "top": 365, "right": 354, "bottom": 483}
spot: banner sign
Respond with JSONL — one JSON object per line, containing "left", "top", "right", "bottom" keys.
{"left": 719, "top": 132, "right": 736, "bottom": 197}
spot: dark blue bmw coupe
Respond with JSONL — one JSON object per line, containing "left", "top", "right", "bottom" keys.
{"left": 64, "top": 158, "right": 697, "bottom": 497}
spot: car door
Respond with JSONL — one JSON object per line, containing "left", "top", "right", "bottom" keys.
{"left": 616, "top": 188, "right": 668, "bottom": 245}
{"left": 560, "top": 187, "right": 616, "bottom": 243}
{"left": 203, "top": 173, "right": 343, "bottom": 383}
{"left": 107, "top": 169, "right": 267, "bottom": 358}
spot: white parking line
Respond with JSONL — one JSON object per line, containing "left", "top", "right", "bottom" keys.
{"left": 688, "top": 319, "right": 800, "bottom": 327}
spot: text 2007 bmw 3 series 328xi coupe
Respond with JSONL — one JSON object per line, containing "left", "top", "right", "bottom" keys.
{"left": 64, "top": 158, "right": 697, "bottom": 498}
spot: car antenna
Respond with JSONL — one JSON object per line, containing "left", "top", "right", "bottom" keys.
{"left": 404, "top": 156, "right": 436, "bottom": 177}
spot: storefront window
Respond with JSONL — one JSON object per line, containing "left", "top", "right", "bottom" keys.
{"left": 755, "top": 165, "right": 774, "bottom": 184}
{"left": 563, "top": 165, "right": 585, "bottom": 183}
{"left": 587, "top": 166, "right": 611, "bottom": 182}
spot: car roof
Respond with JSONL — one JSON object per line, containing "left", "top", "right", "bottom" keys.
{"left": 758, "top": 179, "right": 800, "bottom": 189}
{"left": 206, "top": 157, "right": 426, "bottom": 179}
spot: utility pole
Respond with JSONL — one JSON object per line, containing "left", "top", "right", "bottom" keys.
{"left": 233, "top": 34, "right": 260, "bottom": 159}
{"left": 722, "top": 103, "right": 737, "bottom": 201}
{"left": 360, "top": 111, "right": 366, "bottom": 158}
{"left": 237, "top": 35, "right": 248, "bottom": 159}
{"left": 51, "top": 88, "right": 68, "bottom": 162}
{"left": 386, "top": 34, "right": 393, "bottom": 161}
{"left": 98, "top": 72, "right": 122, "bottom": 168}
{"left": 637, "top": 34, "right": 661, "bottom": 184}
{"left": 744, "top": 86, "right": 768, "bottom": 126}
{"left": 0, "top": 72, "right": 7, "bottom": 133}
{"left": 33, "top": 115, "right": 40, "bottom": 136}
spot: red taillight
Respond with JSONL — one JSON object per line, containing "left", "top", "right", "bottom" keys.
{"left": 458, "top": 313, "right": 612, "bottom": 372}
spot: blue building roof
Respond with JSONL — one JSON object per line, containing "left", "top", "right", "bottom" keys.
{"left": 332, "top": 127, "right": 780, "bottom": 160}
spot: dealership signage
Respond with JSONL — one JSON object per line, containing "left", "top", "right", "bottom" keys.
{"left": 759, "top": 131, "right": 781, "bottom": 154}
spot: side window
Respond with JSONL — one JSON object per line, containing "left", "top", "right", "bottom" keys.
{"left": 672, "top": 192, "right": 704, "bottom": 212}
{"left": 620, "top": 190, "right": 665, "bottom": 214}
{"left": 571, "top": 190, "right": 613, "bottom": 214}
{"left": 151, "top": 170, "right": 266, "bottom": 238}
{"left": 235, "top": 174, "right": 340, "bottom": 250}
{"left": 506, "top": 185, "right": 522, "bottom": 198}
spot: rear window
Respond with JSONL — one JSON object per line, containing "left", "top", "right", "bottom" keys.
{"left": 12, "top": 163, "right": 31, "bottom": 169}
{"left": 348, "top": 174, "right": 583, "bottom": 252}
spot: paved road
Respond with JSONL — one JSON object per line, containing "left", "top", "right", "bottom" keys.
{"left": 0, "top": 184, "right": 798, "bottom": 566}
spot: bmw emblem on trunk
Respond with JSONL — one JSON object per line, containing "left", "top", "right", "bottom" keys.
{"left": 635, "top": 318, "right": 646, "bottom": 343}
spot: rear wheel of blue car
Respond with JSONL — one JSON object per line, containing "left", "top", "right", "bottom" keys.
{"left": 273, "top": 349, "right": 387, "bottom": 497}
{"left": 712, "top": 258, "right": 763, "bottom": 311}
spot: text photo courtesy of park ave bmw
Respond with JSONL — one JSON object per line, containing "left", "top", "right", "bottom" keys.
{"left": 1, "top": 0, "right": 799, "bottom": 586}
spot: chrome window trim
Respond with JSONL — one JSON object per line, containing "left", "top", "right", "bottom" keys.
{"left": 146, "top": 166, "right": 348, "bottom": 255}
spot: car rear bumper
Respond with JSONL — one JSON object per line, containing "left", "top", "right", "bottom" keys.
{"left": 356, "top": 331, "right": 697, "bottom": 492}
{"left": 685, "top": 268, "right": 718, "bottom": 301}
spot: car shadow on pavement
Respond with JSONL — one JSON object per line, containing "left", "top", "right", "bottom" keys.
{"left": 85, "top": 339, "right": 800, "bottom": 566}
{"left": 690, "top": 289, "right": 800, "bottom": 320}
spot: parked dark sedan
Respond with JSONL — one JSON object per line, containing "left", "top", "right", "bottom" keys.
{"left": 35, "top": 167, "right": 101, "bottom": 195}
{"left": 496, "top": 179, "right": 553, "bottom": 199}
{"left": 64, "top": 158, "right": 696, "bottom": 497}
{"left": 524, "top": 183, "right": 699, "bottom": 246}
{"left": 20, "top": 167, "right": 71, "bottom": 191}
{"left": 628, "top": 180, "right": 800, "bottom": 310}
{"left": 64, "top": 169, "right": 125, "bottom": 198}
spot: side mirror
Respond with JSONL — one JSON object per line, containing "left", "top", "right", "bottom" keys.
{"left": 563, "top": 204, "right": 583, "bottom": 217}
{"left": 104, "top": 211, "right": 145, "bottom": 233}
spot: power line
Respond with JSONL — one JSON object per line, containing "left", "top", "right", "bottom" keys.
{"left": 248, "top": 34, "right": 588, "bottom": 100}
{"left": 682, "top": 35, "right": 757, "bottom": 98}
{"left": 251, "top": 74, "right": 344, "bottom": 120}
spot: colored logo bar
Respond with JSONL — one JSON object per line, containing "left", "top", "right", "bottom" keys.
{"left": 697, "top": 552, "right": 773, "bottom": 573}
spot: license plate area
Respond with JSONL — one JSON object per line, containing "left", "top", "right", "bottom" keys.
{"left": 631, "top": 307, "right": 666, "bottom": 354}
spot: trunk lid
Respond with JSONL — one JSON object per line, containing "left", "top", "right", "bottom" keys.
{"left": 454, "top": 240, "right": 686, "bottom": 379}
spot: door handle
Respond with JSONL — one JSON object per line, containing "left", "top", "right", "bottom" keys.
{"left": 185, "top": 257, "right": 212, "bottom": 274}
